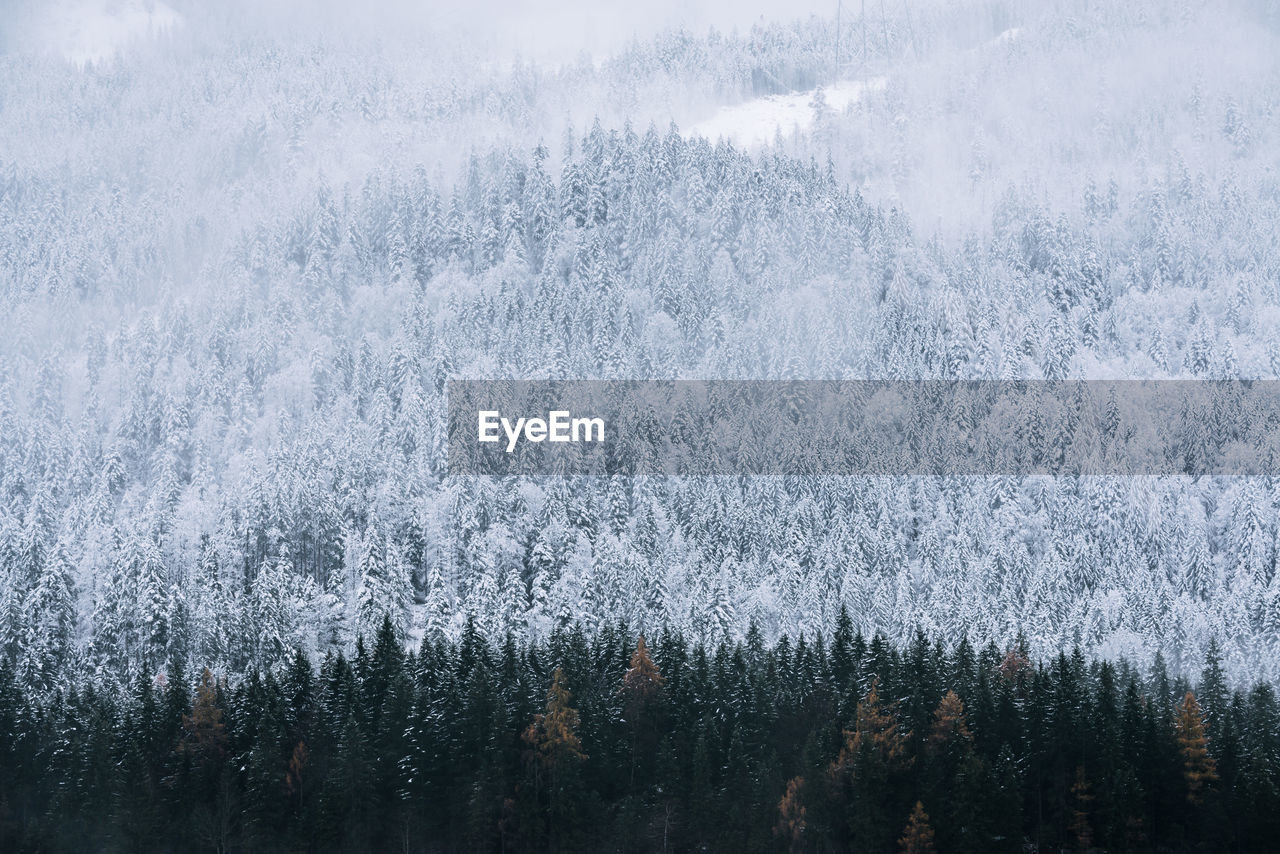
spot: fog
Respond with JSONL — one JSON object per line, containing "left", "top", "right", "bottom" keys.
{"left": 14, "top": 0, "right": 847, "bottom": 65}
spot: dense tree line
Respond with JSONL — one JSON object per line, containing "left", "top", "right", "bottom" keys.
{"left": 2, "top": 615, "right": 1277, "bottom": 853}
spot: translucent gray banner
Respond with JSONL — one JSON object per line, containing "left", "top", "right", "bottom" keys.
{"left": 446, "top": 380, "right": 1280, "bottom": 476}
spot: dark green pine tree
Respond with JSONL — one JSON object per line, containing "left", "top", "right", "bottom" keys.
{"left": 0, "top": 659, "right": 23, "bottom": 848}
{"left": 113, "top": 663, "right": 166, "bottom": 852}
{"left": 1199, "top": 638, "right": 1229, "bottom": 744}
{"left": 366, "top": 616, "right": 412, "bottom": 850}
{"left": 316, "top": 652, "right": 374, "bottom": 850}
{"left": 243, "top": 674, "right": 288, "bottom": 852}
{"left": 1238, "top": 683, "right": 1280, "bottom": 850}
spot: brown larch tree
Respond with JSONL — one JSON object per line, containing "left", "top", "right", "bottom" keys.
{"left": 525, "top": 668, "right": 587, "bottom": 771}
{"left": 180, "top": 668, "right": 227, "bottom": 764}
{"left": 1176, "top": 690, "right": 1218, "bottom": 804}
{"left": 775, "top": 776, "right": 807, "bottom": 854}
{"left": 523, "top": 668, "right": 587, "bottom": 851}
{"left": 286, "top": 740, "right": 309, "bottom": 801}
{"left": 898, "top": 801, "right": 936, "bottom": 854}
{"left": 832, "top": 677, "right": 909, "bottom": 776}
{"left": 621, "top": 635, "right": 663, "bottom": 708}
{"left": 928, "top": 690, "right": 972, "bottom": 748}
{"left": 620, "top": 635, "right": 663, "bottom": 786}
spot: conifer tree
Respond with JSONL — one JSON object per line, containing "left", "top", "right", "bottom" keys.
{"left": 831, "top": 678, "right": 910, "bottom": 853}
{"left": 775, "top": 776, "right": 807, "bottom": 854}
{"left": 1199, "top": 638, "right": 1228, "bottom": 743}
{"left": 928, "top": 690, "right": 972, "bottom": 747}
{"left": 180, "top": 668, "right": 227, "bottom": 765}
{"left": 898, "top": 801, "right": 936, "bottom": 854}
{"left": 523, "top": 668, "right": 587, "bottom": 852}
{"left": 834, "top": 677, "right": 908, "bottom": 771}
{"left": 924, "top": 689, "right": 986, "bottom": 851}
{"left": 1176, "top": 690, "right": 1218, "bottom": 805}
{"left": 621, "top": 635, "right": 664, "bottom": 708}
{"left": 620, "top": 635, "right": 664, "bottom": 788}
{"left": 1070, "top": 765, "right": 1094, "bottom": 852}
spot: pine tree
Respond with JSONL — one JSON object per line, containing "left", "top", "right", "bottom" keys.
{"left": 526, "top": 670, "right": 586, "bottom": 769}
{"left": 286, "top": 739, "right": 309, "bottom": 803}
{"left": 20, "top": 539, "right": 76, "bottom": 689}
{"left": 775, "top": 776, "right": 807, "bottom": 854}
{"left": 621, "top": 635, "right": 663, "bottom": 710}
{"left": 924, "top": 689, "right": 986, "bottom": 852}
{"left": 898, "top": 801, "right": 936, "bottom": 854}
{"left": 1200, "top": 638, "right": 1228, "bottom": 743}
{"left": 523, "top": 668, "right": 587, "bottom": 852}
{"left": 833, "top": 677, "right": 908, "bottom": 772}
{"left": 1176, "top": 690, "right": 1218, "bottom": 805}
{"left": 179, "top": 668, "right": 227, "bottom": 765}
{"left": 831, "top": 678, "right": 910, "bottom": 853}
{"left": 620, "top": 635, "right": 664, "bottom": 788}
{"left": 928, "top": 690, "right": 972, "bottom": 747}
{"left": 1070, "top": 765, "right": 1094, "bottom": 852}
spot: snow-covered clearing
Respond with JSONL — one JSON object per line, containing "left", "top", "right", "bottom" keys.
{"left": 686, "top": 77, "right": 887, "bottom": 148}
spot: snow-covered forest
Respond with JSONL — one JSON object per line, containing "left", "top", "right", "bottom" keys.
{"left": 2, "top": 0, "right": 1280, "bottom": 699}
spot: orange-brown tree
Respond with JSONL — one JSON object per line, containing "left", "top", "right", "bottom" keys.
{"left": 775, "top": 776, "right": 807, "bottom": 854}
{"left": 523, "top": 668, "right": 587, "bottom": 852}
{"left": 898, "top": 801, "right": 936, "bottom": 854}
{"left": 1176, "top": 690, "right": 1218, "bottom": 805}
{"left": 180, "top": 668, "right": 227, "bottom": 763}
{"left": 620, "top": 635, "right": 664, "bottom": 788}
{"left": 176, "top": 669, "right": 234, "bottom": 853}
{"left": 928, "top": 690, "right": 972, "bottom": 747}
{"left": 830, "top": 678, "right": 911, "bottom": 853}
{"left": 924, "top": 689, "right": 987, "bottom": 851}
{"left": 832, "top": 678, "right": 909, "bottom": 774}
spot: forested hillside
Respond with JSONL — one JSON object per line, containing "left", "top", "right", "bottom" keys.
{"left": 2, "top": 0, "right": 1280, "bottom": 693}
{"left": 5, "top": 117, "right": 1280, "bottom": 691}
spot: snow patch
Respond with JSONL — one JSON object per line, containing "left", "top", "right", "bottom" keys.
{"left": 41, "top": 0, "right": 183, "bottom": 66}
{"left": 406, "top": 602, "right": 429, "bottom": 650}
{"left": 686, "top": 77, "right": 887, "bottom": 149}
